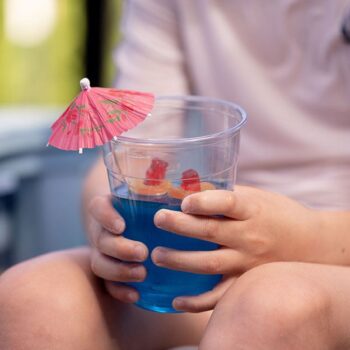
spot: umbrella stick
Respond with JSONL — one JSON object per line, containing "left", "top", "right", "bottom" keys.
{"left": 111, "top": 138, "right": 128, "bottom": 187}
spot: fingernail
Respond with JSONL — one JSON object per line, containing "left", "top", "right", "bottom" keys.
{"left": 154, "top": 210, "right": 166, "bottom": 227}
{"left": 126, "top": 291, "right": 138, "bottom": 302}
{"left": 173, "top": 298, "right": 185, "bottom": 310}
{"left": 181, "top": 199, "right": 190, "bottom": 213}
{"left": 114, "top": 220, "right": 124, "bottom": 233}
{"left": 152, "top": 247, "right": 166, "bottom": 265}
{"left": 130, "top": 266, "right": 144, "bottom": 280}
{"left": 134, "top": 245, "right": 147, "bottom": 261}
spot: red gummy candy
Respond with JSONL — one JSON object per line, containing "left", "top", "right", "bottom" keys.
{"left": 181, "top": 169, "right": 200, "bottom": 191}
{"left": 144, "top": 158, "right": 169, "bottom": 186}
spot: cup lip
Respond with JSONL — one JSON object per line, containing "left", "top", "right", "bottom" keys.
{"left": 112, "top": 95, "right": 247, "bottom": 146}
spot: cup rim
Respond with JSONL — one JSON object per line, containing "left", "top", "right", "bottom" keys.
{"left": 112, "top": 95, "right": 247, "bottom": 145}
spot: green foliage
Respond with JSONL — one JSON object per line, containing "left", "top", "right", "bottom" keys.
{"left": 0, "top": 0, "right": 86, "bottom": 105}
{"left": 0, "top": 0, "right": 121, "bottom": 106}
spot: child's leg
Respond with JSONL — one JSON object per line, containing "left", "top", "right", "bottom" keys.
{"left": 0, "top": 248, "right": 210, "bottom": 350}
{"left": 200, "top": 262, "right": 350, "bottom": 350}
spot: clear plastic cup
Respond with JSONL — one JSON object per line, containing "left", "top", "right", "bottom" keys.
{"left": 103, "top": 95, "right": 247, "bottom": 313}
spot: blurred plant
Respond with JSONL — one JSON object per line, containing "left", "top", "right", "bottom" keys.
{"left": 0, "top": 0, "right": 121, "bottom": 106}
{"left": 0, "top": 0, "right": 85, "bottom": 105}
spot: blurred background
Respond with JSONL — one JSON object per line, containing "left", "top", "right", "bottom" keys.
{"left": 0, "top": 0, "right": 122, "bottom": 270}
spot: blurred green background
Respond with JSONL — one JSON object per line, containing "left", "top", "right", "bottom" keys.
{"left": 0, "top": 0, "right": 121, "bottom": 106}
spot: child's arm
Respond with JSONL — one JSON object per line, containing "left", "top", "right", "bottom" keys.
{"left": 152, "top": 186, "right": 350, "bottom": 312}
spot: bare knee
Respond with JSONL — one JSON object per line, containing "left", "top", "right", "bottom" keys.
{"left": 0, "top": 248, "right": 113, "bottom": 350}
{"left": 201, "top": 262, "right": 332, "bottom": 349}
{"left": 233, "top": 263, "right": 331, "bottom": 329}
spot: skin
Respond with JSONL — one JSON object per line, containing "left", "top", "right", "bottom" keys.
{"left": 1, "top": 159, "right": 350, "bottom": 349}
{"left": 84, "top": 160, "right": 350, "bottom": 312}
{"left": 82, "top": 160, "right": 350, "bottom": 348}
{"left": 0, "top": 248, "right": 210, "bottom": 350}
{"left": 152, "top": 187, "right": 350, "bottom": 312}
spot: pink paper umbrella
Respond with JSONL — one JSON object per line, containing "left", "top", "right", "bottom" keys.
{"left": 48, "top": 78, "right": 154, "bottom": 153}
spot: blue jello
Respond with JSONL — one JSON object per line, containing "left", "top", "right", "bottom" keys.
{"left": 112, "top": 184, "right": 222, "bottom": 313}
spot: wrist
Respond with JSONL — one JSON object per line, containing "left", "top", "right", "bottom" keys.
{"left": 308, "top": 210, "right": 350, "bottom": 266}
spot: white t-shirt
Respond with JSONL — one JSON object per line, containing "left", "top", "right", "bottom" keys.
{"left": 114, "top": 0, "right": 350, "bottom": 210}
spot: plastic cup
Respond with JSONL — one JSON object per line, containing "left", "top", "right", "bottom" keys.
{"left": 103, "top": 95, "right": 246, "bottom": 313}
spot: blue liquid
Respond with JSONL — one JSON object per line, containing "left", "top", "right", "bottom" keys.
{"left": 112, "top": 185, "right": 222, "bottom": 313}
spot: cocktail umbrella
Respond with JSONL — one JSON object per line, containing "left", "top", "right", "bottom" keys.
{"left": 48, "top": 78, "right": 154, "bottom": 153}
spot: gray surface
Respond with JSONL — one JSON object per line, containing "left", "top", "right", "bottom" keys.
{"left": 0, "top": 107, "right": 61, "bottom": 157}
{"left": 12, "top": 149, "right": 99, "bottom": 262}
{"left": 0, "top": 107, "right": 99, "bottom": 265}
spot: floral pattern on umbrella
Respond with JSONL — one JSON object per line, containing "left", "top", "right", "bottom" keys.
{"left": 48, "top": 78, "right": 154, "bottom": 153}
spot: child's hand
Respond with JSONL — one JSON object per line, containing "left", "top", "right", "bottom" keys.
{"left": 87, "top": 195, "right": 148, "bottom": 303}
{"left": 152, "top": 186, "right": 320, "bottom": 312}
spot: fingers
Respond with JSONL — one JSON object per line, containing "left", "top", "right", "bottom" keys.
{"left": 90, "top": 249, "right": 146, "bottom": 282}
{"left": 104, "top": 280, "right": 139, "bottom": 304}
{"left": 88, "top": 194, "right": 149, "bottom": 263}
{"left": 94, "top": 229, "right": 148, "bottom": 262}
{"left": 89, "top": 195, "right": 125, "bottom": 234}
{"left": 154, "top": 209, "right": 243, "bottom": 247}
{"left": 181, "top": 188, "right": 255, "bottom": 220}
{"left": 173, "top": 277, "right": 236, "bottom": 313}
{"left": 152, "top": 247, "right": 245, "bottom": 274}
{"left": 88, "top": 195, "right": 149, "bottom": 303}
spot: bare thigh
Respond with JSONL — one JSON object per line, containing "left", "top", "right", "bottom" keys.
{"left": 0, "top": 247, "right": 210, "bottom": 350}
{"left": 201, "top": 262, "right": 350, "bottom": 350}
